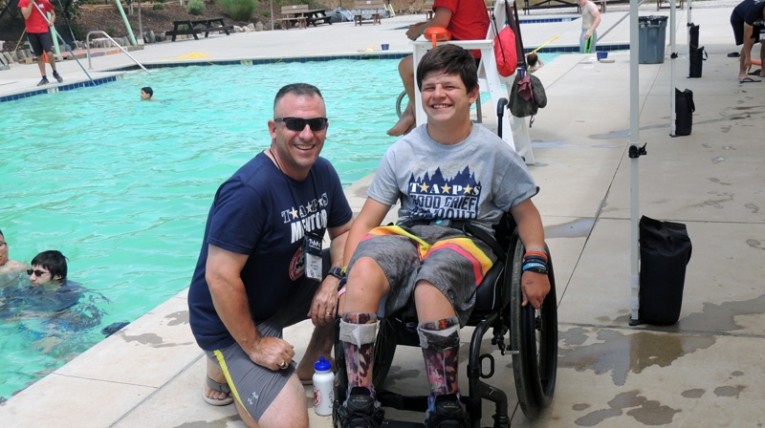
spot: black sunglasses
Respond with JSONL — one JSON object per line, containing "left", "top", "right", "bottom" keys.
{"left": 27, "top": 269, "right": 48, "bottom": 277}
{"left": 274, "top": 117, "right": 328, "bottom": 132}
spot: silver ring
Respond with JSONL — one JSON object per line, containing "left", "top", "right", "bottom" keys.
{"left": 279, "top": 360, "right": 288, "bottom": 370}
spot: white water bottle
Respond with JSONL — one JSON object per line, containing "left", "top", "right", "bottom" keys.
{"left": 312, "top": 355, "right": 334, "bottom": 416}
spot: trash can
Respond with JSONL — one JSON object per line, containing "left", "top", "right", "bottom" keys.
{"left": 638, "top": 15, "right": 668, "bottom": 64}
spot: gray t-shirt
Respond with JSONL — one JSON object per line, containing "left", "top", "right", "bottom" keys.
{"left": 368, "top": 124, "right": 537, "bottom": 233}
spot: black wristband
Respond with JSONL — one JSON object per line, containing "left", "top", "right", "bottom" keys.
{"left": 326, "top": 266, "right": 345, "bottom": 280}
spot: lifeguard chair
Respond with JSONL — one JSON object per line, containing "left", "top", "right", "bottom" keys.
{"left": 407, "top": 0, "right": 536, "bottom": 164}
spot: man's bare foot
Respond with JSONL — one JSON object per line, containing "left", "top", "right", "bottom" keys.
{"left": 387, "top": 110, "right": 416, "bottom": 136}
{"left": 203, "top": 359, "right": 233, "bottom": 406}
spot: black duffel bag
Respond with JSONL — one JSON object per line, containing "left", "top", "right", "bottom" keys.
{"left": 689, "top": 45, "right": 707, "bottom": 78}
{"left": 638, "top": 216, "right": 693, "bottom": 325}
{"left": 675, "top": 88, "right": 695, "bottom": 136}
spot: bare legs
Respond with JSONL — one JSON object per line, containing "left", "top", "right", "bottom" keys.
{"left": 204, "top": 357, "right": 230, "bottom": 403}
{"left": 339, "top": 256, "right": 390, "bottom": 392}
{"left": 739, "top": 44, "right": 765, "bottom": 80}
{"left": 295, "top": 321, "right": 335, "bottom": 381}
{"left": 36, "top": 50, "right": 60, "bottom": 84}
{"left": 387, "top": 55, "right": 417, "bottom": 136}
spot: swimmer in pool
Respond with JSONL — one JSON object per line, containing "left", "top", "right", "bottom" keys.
{"left": 140, "top": 86, "right": 154, "bottom": 101}
{"left": 0, "top": 228, "right": 29, "bottom": 288}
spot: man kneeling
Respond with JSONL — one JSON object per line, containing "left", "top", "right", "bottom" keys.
{"left": 337, "top": 44, "right": 551, "bottom": 428}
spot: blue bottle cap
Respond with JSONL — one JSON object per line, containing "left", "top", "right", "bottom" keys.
{"left": 314, "top": 355, "right": 332, "bottom": 371}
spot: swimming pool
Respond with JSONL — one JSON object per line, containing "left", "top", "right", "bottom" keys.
{"left": 0, "top": 58, "right": 406, "bottom": 400}
{"left": 0, "top": 52, "right": 560, "bottom": 400}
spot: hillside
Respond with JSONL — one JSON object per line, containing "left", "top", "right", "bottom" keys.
{"left": 0, "top": 1, "right": 264, "bottom": 50}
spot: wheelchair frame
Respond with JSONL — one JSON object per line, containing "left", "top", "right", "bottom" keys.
{"left": 332, "top": 221, "right": 558, "bottom": 428}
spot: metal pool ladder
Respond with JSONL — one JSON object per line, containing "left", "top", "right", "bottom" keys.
{"left": 86, "top": 31, "right": 150, "bottom": 73}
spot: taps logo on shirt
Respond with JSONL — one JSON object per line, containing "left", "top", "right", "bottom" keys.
{"left": 407, "top": 166, "right": 481, "bottom": 220}
{"left": 280, "top": 192, "right": 330, "bottom": 244}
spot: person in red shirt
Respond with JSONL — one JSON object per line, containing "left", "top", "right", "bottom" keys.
{"left": 387, "top": 0, "right": 489, "bottom": 136}
{"left": 19, "top": 0, "right": 63, "bottom": 86}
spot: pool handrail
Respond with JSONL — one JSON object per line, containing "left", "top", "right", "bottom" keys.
{"left": 86, "top": 31, "right": 150, "bottom": 73}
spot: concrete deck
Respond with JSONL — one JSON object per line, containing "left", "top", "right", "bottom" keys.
{"left": 2, "top": 1, "right": 764, "bottom": 427}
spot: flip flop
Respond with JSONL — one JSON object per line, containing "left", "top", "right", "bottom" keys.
{"left": 748, "top": 69, "right": 762, "bottom": 76}
{"left": 203, "top": 376, "right": 233, "bottom": 406}
{"left": 739, "top": 77, "right": 761, "bottom": 83}
{"left": 727, "top": 52, "right": 740, "bottom": 58}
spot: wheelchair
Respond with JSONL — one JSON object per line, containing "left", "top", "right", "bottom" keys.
{"left": 332, "top": 216, "right": 558, "bottom": 428}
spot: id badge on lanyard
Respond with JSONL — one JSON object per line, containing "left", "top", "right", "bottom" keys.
{"left": 304, "top": 232, "right": 323, "bottom": 281}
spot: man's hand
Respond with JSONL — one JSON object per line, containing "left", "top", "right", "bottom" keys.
{"left": 309, "top": 276, "right": 341, "bottom": 326}
{"left": 248, "top": 336, "right": 296, "bottom": 371}
{"left": 520, "top": 271, "right": 551, "bottom": 309}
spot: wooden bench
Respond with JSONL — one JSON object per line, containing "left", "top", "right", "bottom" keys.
{"left": 280, "top": 4, "right": 309, "bottom": 29}
{"left": 354, "top": 0, "right": 385, "bottom": 25}
{"left": 166, "top": 18, "right": 232, "bottom": 42}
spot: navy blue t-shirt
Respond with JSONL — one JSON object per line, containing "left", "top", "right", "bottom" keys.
{"left": 188, "top": 152, "right": 353, "bottom": 350}
{"left": 734, "top": 0, "right": 765, "bottom": 25}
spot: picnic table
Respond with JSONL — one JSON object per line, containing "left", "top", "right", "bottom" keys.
{"left": 166, "top": 18, "right": 233, "bottom": 41}
{"left": 303, "top": 8, "right": 332, "bottom": 26}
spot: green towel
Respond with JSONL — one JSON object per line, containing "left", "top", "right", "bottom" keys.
{"left": 584, "top": 35, "right": 593, "bottom": 54}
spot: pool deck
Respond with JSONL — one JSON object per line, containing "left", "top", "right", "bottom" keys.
{"left": 3, "top": 1, "right": 765, "bottom": 426}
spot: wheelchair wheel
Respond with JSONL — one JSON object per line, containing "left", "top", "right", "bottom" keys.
{"left": 509, "top": 241, "right": 558, "bottom": 420}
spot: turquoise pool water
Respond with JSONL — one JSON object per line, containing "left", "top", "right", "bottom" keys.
{"left": 0, "top": 53, "right": 559, "bottom": 401}
{"left": 0, "top": 59, "right": 404, "bottom": 400}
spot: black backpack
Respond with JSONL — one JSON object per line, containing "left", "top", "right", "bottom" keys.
{"left": 508, "top": 71, "right": 547, "bottom": 127}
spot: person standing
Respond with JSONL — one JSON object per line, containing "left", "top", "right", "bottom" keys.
{"left": 336, "top": 45, "right": 550, "bottom": 428}
{"left": 19, "top": 0, "right": 63, "bottom": 86}
{"left": 730, "top": 0, "right": 765, "bottom": 82}
{"left": 578, "top": 0, "right": 602, "bottom": 53}
{"left": 187, "top": 83, "right": 353, "bottom": 427}
{"left": 387, "top": 0, "right": 490, "bottom": 136}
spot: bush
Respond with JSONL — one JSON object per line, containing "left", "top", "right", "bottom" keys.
{"left": 220, "top": 0, "right": 255, "bottom": 21}
{"left": 152, "top": 2, "right": 165, "bottom": 10}
{"left": 187, "top": 0, "right": 206, "bottom": 15}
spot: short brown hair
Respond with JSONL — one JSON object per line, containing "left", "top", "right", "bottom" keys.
{"left": 416, "top": 44, "right": 478, "bottom": 94}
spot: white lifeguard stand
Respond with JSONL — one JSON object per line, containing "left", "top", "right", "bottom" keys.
{"left": 410, "top": 0, "right": 535, "bottom": 164}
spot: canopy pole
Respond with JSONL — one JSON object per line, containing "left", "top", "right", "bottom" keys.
{"left": 629, "top": 0, "right": 641, "bottom": 325}
{"left": 669, "top": 0, "right": 677, "bottom": 136}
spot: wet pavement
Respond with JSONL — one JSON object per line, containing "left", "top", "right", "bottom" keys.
{"left": 1, "top": 1, "right": 764, "bottom": 426}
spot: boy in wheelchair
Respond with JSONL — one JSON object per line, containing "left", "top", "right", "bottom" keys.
{"left": 336, "top": 44, "right": 551, "bottom": 428}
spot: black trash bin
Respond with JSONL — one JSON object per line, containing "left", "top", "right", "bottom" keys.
{"left": 638, "top": 216, "right": 692, "bottom": 325}
{"left": 639, "top": 16, "right": 668, "bottom": 64}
